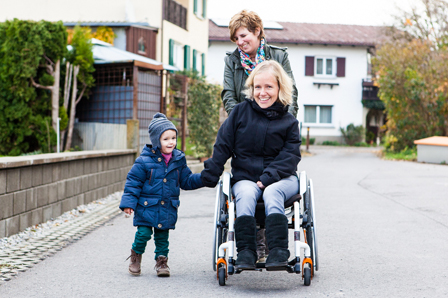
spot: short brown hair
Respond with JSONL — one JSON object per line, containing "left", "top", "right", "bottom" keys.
{"left": 229, "top": 10, "right": 265, "bottom": 42}
{"left": 243, "top": 60, "right": 293, "bottom": 107}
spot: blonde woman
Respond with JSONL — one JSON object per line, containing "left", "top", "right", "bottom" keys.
{"left": 201, "top": 61, "right": 301, "bottom": 270}
{"left": 222, "top": 10, "right": 298, "bottom": 118}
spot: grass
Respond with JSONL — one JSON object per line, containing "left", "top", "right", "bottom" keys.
{"left": 177, "top": 136, "right": 195, "bottom": 156}
{"left": 383, "top": 147, "right": 417, "bottom": 161}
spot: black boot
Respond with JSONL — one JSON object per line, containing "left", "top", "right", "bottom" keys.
{"left": 265, "top": 213, "right": 290, "bottom": 269}
{"left": 234, "top": 215, "right": 257, "bottom": 270}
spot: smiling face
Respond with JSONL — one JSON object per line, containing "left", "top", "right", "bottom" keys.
{"left": 159, "top": 129, "right": 177, "bottom": 154}
{"left": 233, "top": 26, "right": 260, "bottom": 57}
{"left": 253, "top": 71, "right": 279, "bottom": 109}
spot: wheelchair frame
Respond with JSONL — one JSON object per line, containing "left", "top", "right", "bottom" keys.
{"left": 212, "top": 170, "right": 319, "bottom": 286}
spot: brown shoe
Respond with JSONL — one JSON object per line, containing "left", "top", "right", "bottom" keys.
{"left": 126, "top": 249, "right": 142, "bottom": 276}
{"left": 155, "top": 256, "right": 170, "bottom": 277}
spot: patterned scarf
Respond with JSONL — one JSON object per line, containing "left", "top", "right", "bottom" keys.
{"left": 239, "top": 38, "right": 266, "bottom": 76}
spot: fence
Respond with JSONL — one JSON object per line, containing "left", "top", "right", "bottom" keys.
{"left": 0, "top": 149, "right": 136, "bottom": 237}
{"left": 73, "top": 122, "right": 127, "bottom": 150}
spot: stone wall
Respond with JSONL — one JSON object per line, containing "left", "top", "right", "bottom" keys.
{"left": 0, "top": 150, "right": 136, "bottom": 237}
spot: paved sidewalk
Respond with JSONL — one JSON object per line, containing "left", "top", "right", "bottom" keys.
{"left": 0, "top": 146, "right": 447, "bottom": 297}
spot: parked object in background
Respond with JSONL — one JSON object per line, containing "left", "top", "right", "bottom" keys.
{"left": 414, "top": 136, "right": 448, "bottom": 164}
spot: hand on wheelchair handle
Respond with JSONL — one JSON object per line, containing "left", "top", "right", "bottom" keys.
{"left": 257, "top": 181, "right": 265, "bottom": 189}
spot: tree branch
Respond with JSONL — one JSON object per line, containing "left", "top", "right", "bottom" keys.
{"left": 75, "top": 83, "right": 87, "bottom": 105}
{"left": 30, "top": 77, "right": 53, "bottom": 90}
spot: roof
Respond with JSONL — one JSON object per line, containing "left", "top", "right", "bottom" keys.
{"left": 64, "top": 21, "right": 158, "bottom": 31}
{"left": 209, "top": 19, "right": 385, "bottom": 47}
{"left": 68, "top": 39, "right": 178, "bottom": 71}
{"left": 414, "top": 136, "right": 448, "bottom": 147}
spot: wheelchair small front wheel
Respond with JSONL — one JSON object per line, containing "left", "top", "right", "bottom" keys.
{"left": 218, "top": 267, "right": 226, "bottom": 286}
{"left": 303, "top": 267, "right": 311, "bottom": 286}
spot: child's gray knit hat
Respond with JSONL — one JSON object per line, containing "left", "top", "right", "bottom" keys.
{"left": 148, "top": 113, "right": 178, "bottom": 149}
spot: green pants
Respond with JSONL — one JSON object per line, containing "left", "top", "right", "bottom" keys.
{"left": 132, "top": 226, "right": 169, "bottom": 259}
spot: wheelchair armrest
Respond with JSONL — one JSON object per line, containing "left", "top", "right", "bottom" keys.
{"left": 284, "top": 194, "right": 302, "bottom": 208}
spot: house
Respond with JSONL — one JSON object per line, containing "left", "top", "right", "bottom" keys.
{"left": 1, "top": 0, "right": 209, "bottom": 150}
{"left": 208, "top": 19, "right": 385, "bottom": 144}
{"left": 0, "top": 0, "right": 209, "bottom": 73}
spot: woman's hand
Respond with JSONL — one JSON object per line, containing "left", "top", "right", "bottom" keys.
{"left": 124, "top": 208, "right": 134, "bottom": 215}
{"left": 257, "top": 181, "right": 265, "bottom": 189}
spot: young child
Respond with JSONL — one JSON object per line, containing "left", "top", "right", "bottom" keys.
{"left": 120, "top": 113, "right": 203, "bottom": 277}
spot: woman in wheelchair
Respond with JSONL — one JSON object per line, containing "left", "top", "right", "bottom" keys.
{"left": 201, "top": 60, "right": 301, "bottom": 271}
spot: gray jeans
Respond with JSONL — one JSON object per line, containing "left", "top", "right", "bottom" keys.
{"left": 232, "top": 175, "right": 299, "bottom": 217}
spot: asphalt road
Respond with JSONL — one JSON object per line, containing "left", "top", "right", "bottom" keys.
{"left": 1, "top": 146, "right": 447, "bottom": 298}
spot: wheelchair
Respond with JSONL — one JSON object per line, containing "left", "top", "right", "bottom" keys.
{"left": 212, "top": 171, "right": 319, "bottom": 286}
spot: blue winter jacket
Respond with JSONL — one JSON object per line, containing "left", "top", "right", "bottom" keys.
{"left": 120, "top": 145, "right": 203, "bottom": 230}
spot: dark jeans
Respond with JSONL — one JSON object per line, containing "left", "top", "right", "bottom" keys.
{"left": 132, "top": 226, "right": 169, "bottom": 259}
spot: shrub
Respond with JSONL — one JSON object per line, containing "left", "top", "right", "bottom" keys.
{"left": 340, "top": 124, "right": 365, "bottom": 146}
{"left": 354, "top": 141, "right": 369, "bottom": 147}
{"left": 309, "top": 138, "right": 315, "bottom": 145}
{"left": 185, "top": 71, "right": 222, "bottom": 158}
{"left": 322, "top": 140, "right": 340, "bottom": 146}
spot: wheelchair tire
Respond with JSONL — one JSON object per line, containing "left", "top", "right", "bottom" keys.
{"left": 218, "top": 266, "right": 226, "bottom": 286}
{"left": 303, "top": 267, "right": 311, "bottom": 286}
{"left": 213, "top": 181, "right": 228, "bottom": 271}
{"left": 304, "top": 179, "right": 319, "bottom": 272}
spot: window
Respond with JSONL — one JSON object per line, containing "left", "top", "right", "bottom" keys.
{"left": 315, "top": 57, "right": 335, "bottom": 77}
{"left": 192, "top": 49, "right": 202, "bottom": 73}
{"left": 304, "top": 105, "right": 333, "bottom": 124}
{"left": 194, "top": 0, "right": 206, "bottom": 18}
{"left": 169, "top": 39, "right": 184, "bottom": 70}
{"left": 305, "top": 56, "right": 345, "bottom": 77}
{"left": 138, "top": 37, "right": 146, "bottom": 54}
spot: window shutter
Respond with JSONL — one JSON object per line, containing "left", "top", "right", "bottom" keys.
{"left": 169, "top": 39, "right": 174, "bottom": 66}
{"left": 336, "top": 57, "right": 346, "bottom": 77}
{"left": 305, "top": 56, "right": 314, "bottom": 76}
{"left": 194, "top": 0, "right": 198, "bottom": 14}
{"left": 184, "top": 45, "right": 191, "bottom": 70}
{"left": 201, "top": 53, "right": 205, "bottom": 76}
{"left": 192, "top": 49, "right": 197, "bottom": 71}
{"left": 202, "top": 0, "right": 206, "bottom": 18}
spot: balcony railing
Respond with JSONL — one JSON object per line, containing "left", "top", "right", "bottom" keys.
{"left": 163, "top": 0, "right": 187, "bottom": 30}
{"left": 362, "top": 79, "right": 380, "bottom": 101}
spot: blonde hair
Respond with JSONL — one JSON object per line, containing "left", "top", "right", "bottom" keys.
{"left": 243, "top": 60, "right": 293, "bottom": 106}
{"left": 229, "top": 10, "right": 265, "bottom": 42}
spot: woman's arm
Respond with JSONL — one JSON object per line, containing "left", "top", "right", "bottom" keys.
{"left": 281, "top": 51, "right": 299, "bottom": 118}
{"left": 259, "top": 121, "right": 302, "bottom": 187}
{"left": 221, "top": 56, "right": 238, "bottom": 115}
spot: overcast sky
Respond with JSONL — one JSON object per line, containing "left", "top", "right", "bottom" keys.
{"left": 208, "top": 0, "right": 424, "bottom": 26}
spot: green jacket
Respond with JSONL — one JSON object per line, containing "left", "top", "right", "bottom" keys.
{"left": 221, "top": 43, "right": 298, "bottom": 118}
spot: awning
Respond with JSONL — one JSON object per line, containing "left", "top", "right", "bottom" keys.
{"left": 72, "top": 38, "right": 178, "bottom": 71}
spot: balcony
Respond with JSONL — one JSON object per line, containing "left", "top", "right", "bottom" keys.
{"left": 163, "top": 0, "right": 187, "bottom": 30}
{"left": 362, "top": 79, "right": 384, "bottom": 110}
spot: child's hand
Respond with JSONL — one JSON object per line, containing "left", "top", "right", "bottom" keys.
{"left": 124, "top": 208, "right": 134, "bottom": 215}
{"left": 256, "top": 181, "right": 265, "bottom": 189}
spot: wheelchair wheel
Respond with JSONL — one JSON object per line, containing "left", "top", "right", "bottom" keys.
{"left": 218, "top": 266, "right": 226, "bottom": 286}
{"left": 303, "top": 267, "right": 311, "bottom": 286}
{"left": 304, "top": 179, "right": 319, "bottom": 272}
{"left": 213, "top": 181, "right": 228, "bottom": 271}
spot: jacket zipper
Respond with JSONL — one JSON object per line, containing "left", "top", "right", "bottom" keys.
{"left": 177, "top": 170, "right": 179, "bottom": 187}
{"left": 148, "top": 169, "right": 153, "bottom": 184}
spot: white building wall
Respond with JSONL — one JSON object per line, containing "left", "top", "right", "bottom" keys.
{"left": 207, "top": 41, "right": 369, "bottom": 141}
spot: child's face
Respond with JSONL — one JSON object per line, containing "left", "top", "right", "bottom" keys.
{"left": 253, "top": 71, "right": 279, "bottom": 109}
{"left": 160, "top": 130, "right": 177, "bottom": 154}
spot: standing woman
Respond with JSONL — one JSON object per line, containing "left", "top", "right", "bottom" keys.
{"left": 222, "top": 10, "right": 298, "bottom": 118}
